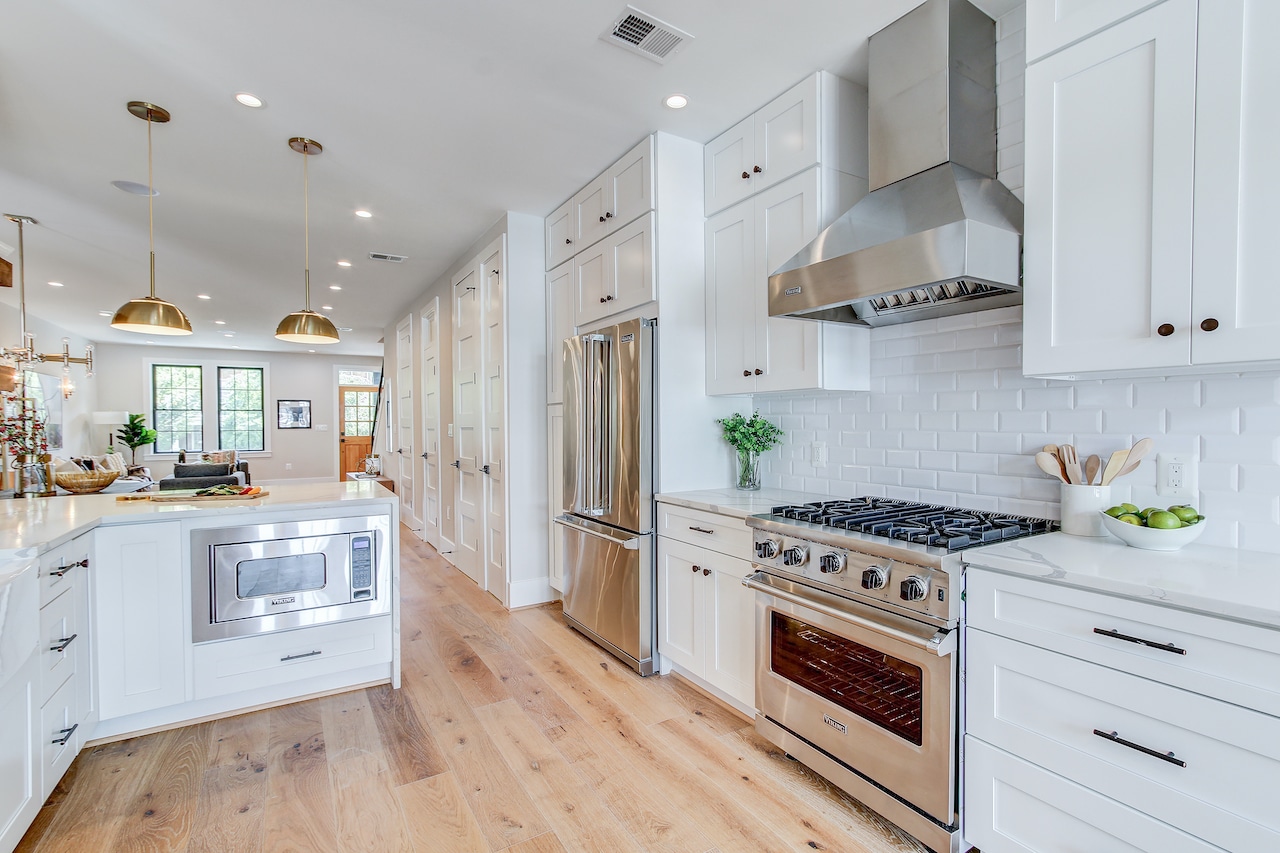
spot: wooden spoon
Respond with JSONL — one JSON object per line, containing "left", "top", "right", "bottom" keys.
{"left": 1084, "top": 454, "right": 1101, "bottom": 486}
{"left": 1113, "top": 437, "right": 1154, "bottom": 481}
{"left": 1043, "top": 444, "right": 1068, "bottom": 481}
{"left": 1035, "top": 452, "right": 1068, "bottom": 483}
{"left": 1101, "top": 449, "right": 1129, "bottom": 485}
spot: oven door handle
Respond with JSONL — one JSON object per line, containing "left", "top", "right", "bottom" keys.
{"left": 743, "top": 571, "right": 956, "bottom": 656}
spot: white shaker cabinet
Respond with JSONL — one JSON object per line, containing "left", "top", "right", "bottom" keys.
{"left": 93, "top": 522, "right": 186, "bottom": 720}
{"left": 706, "top": 168, "right": 870, "bottom": 395}
{"left": 545, "top": 260, "right": 573, "bottom": 404}
{"left": 1023, "top": 0, "right": 1280, "bottom": 378}
{"left": 545, "top": 199, "right": 575, "bottom": 270}
{"left": 1025, "top": 0, "right": 1168, "bottom": 62}
{"left": 704, "top": 72, "right": 862, "bottom": 216}
{"left": 573, "top": 212, "right": 654, "bottom": 328}
{"left": 567, "top": 137, "right": 655, "bottom": 261}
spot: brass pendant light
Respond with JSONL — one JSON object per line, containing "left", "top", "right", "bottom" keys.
{"left": 111, "top": 101, "right": 192, "bottom": 335}
{"left": 275, "top": 137, "right": 339, "bottom": 344}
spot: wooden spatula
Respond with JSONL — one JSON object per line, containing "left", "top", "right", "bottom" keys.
{"left": 1113, "top": 438, "right": 1154, "bottom": 481}
{"left": 1101, "top": 449, "right": 1129, "bottom": 485}
{"left": 1035, "top": 452, "right": 1068, "bottom": 482}
{"left": 1084, "top": 454, "right": 1101, "bottom": 486}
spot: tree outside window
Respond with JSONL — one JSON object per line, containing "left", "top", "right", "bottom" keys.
{"left": 152, "top": 364, "right": 204, "bottom": 453}
{"left": 218, "top": 367, "right": 265, "bottom": 451}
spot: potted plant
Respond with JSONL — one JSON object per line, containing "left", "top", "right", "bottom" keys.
{"left": 717, "top": 411, "right": 784, "bottom": 490}
{"left": 116, "top": 413, "right": 158, "bottom": 466}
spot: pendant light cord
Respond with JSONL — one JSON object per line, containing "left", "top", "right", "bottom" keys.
{"left": 303, "top": 141, "right": 311, "bottom": 312}
{"left": 147, "top": 110, "right": 156, "bottom": 299}
{"left": 16, "top": 218, "right": 27, "bottom": 345}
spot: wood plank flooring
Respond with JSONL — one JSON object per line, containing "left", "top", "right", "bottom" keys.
{"left": 16, "top": 527, "right": 929, "bottom": 853}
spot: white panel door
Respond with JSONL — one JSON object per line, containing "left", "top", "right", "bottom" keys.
{"left": 607, "top": 212, "right": 654, "bottom": 316}
{"left": 1022, "top": 0, "right": 1198, "bottom": 376}
{"left": 704, "top": 114, "right": 756, "bottom": 216}
{"left": 655, "top": 538, "right": 704, "bottom": 676}
{"left": 1026, "top": 0, "right": 1168, "bottom": 63}
{"left": 451, "top": 264, "right": 484, "bottom": 584}
{"left": 606, "top": 136, "right": 654, "bottom": 229}
{"left": 545, "top": 197, "right": 575, "bottom": 270}
{"left": 754, "top": 168, "right": 823, "bottom": 393}
{"left": 545, "top": 261, "right": 574, "bottom": 404}
{"left": 93, "top": 522, "right": 185, "bottom": 720}
{"left": 705, "top": 552, "right": 756, "bottom": 708}
{"left": 704, "top": 199, "right": 757, "bottom": 395}
{"left": 419, "top": 298, "right": 441, "bottom": 547}
{"left": 754, "top": 74, "right": 820, "bottom": 193}
{"left": 395, "top": 315, "right": 416, "bottom": 523}
{"left": 573, "top": 176, "right": 610, "bottom": 251}
{"left": 572, "top": 240, "right": 610, "bottom": 327}
{"left": 1191, "top": 0, "right": 1280, "bottom": 366}
{"left": 480, "top": 241, "right": 507, "bottom": 602}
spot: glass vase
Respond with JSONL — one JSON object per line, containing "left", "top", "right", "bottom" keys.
{"left": 735, "top": 448, "right": 761, "bottom": 491}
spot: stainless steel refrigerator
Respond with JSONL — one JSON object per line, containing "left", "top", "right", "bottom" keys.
{"left": 554, "top": 317, "right": 656, "bottom": 675}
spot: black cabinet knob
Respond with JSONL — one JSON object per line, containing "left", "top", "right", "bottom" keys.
{"left": 1157, "top": 324, "right": 1175, "bottom": 337}
{"left": 599, "top": 215, "right": 606, "bottom": 222}
{"left": 1200, "top": 318, "right": 1219, "bottom": 332}
{"left": 743, "top": 369, "right": 751, "bottom": 377}
{"left": 753, "top": 165, "right": 762, "bottom": 173}
{"left": 741, "top": 171, "right": 750, "bottom": 180}
{"left": 754, "top": 369, "right": 763, "bottom": 376}
{"left": 605, "top": 295, "right": 614, "bottom": 301}
{"left": 565, "top": 238, "right": 572, "bottom": 244}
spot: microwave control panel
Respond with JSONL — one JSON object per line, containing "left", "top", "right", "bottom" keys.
{"left": 352, "top": 534, "right": 374, "bottom": 598}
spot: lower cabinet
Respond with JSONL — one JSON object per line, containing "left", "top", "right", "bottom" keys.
{"left": 0, "top": 564, "right": 40, "bottom": 853}
{"left": 93, "top": 522, "right": 186, "bottom": 721}
{"left": 656, "top": 534, "right": 755, "bottom": 712}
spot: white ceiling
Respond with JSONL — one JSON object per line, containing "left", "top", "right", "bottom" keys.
{"left": 0, "top": 0, "right": 1018, "bottom": 356}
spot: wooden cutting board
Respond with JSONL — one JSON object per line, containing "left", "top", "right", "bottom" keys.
{"left": 126, "top": 489, "right": 270, "bottom": 503}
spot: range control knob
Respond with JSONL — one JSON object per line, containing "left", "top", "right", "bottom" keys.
{"left": 900, "top": 576, "right": 929, "bottom": 602}
{"left": 861, "top": 566, "right": 888, "bottom": 590}
{"left": 754, "top": 538, "right": 780, "bottom": 560}
{"left": 818, "top": 553, "right": 845, "bottom": 574}
{"left": 781, "top": 546, "right": 808, "bottom": 567}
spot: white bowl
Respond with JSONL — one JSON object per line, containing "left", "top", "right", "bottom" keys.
{"left": 1098, "top": 512, "right": 1207, "bottom": 551}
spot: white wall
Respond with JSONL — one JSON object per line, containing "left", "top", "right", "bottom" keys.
{"left": 92, "top": 342, "right": 381, "bottom": 482}
{"left": 757, "top": 3, "right": 1280, "bottom": 554}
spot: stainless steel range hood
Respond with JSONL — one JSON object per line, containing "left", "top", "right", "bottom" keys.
{"left": 769, "top": 0, "right": 1022, "bottom": 327}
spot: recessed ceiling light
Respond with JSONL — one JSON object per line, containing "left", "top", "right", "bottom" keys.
{"left": 337, "top": 327, "right": 352, "bottom": 332}
{"left": 321, "top": 305, "right": 333, "bottom": 310}
{"left": 664, "top": 93, "right": 689, "bottom": 109}
{"left": 234, "top": 92, "right": 264, "bottom": 108}
{"left": 98, "top": 310, "right": 112, "bottom": 317}
{"left": 111, "top": 180, "right": 158, "bottom": 197}
{"left": 214, "top": 320, "right": 226, "bottom": 325}
{"left": 307, "top": 349, "right": 316, "bottom": 353}
{"left": 223, "top": 333, "right": 234, "bottom": 338}
{"left": 145, "top": 340, "right": 156, "bottom": 345}
{"left": 329, "top": 285, "right": 342, "bottom": 291}
{"left": 47, "top": 281, "right": 63, "bottom": 287}
{"left": 337, "top": 260, "right": 351, "bottom": 267}
{"left": 354, "top": 210, "right": 372, "bottom": 219}
{"left": 232, "top": 345, "right": 240, "bottom": 349}
{"left": 197, "top": 294, "right": 211, "bottom": 300}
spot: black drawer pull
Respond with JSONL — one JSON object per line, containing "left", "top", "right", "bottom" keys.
{"left": 281, "top": 650, "right": 322, "bottom": 662}
{"left": 1093, "top": 729, "right": 1186, "bottom": 767}
{"left": 48, "top": 558, "right": 89, "bottom": 578}
{"left": 1093, "top": 627, "right": 1186, "bottom": 655}
{"left": 50, "top": 634, "right": 77, "bottom": 653}
{"left": 688, "top": 526, "right": 715, "bottom": 534}
{"left": 52, "top": 724, "right": 78, "bottom": 746}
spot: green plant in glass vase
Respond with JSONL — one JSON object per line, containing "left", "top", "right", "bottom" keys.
{"left": 717, "top": 411, "right": 784, "bottom": 490}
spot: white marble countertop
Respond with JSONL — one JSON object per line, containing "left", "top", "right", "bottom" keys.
{"left": 0, "top": 481, "right": 397, "bottom": 555}
{"left": 655, "top": 487, "right": 831, "bottom": 520}
{"left": 964, "top": 532, "right": 1280, "bottom": 629}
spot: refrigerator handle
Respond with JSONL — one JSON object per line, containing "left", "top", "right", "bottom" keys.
{"left": 581, "top": 334, "right": 594, "bottom": 514}
{"left": 595, "top": 334, "right": 611, "bottom": 515}
{"left": 553, "top": 514, "right": 640, "bottom": 550}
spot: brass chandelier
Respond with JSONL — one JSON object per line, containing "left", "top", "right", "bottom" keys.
{"left": 2, "top": 214, "right": 94, "bottom": 398}
{"left": 111, "top": 101, "right": 192, "bottom": 336}
{"left": 275, "top": 137, "right": 339, "bottom": 344}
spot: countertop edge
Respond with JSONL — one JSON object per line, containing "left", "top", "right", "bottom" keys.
{"left": 656, "top": 488, "right": 831, "bottom": 521}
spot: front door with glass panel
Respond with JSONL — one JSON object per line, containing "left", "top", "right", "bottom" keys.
{"left": 339, "top": 385, "right": 377, "bottom": 478}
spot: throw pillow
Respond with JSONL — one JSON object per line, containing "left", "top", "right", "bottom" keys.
{"left": 202, "top": 450, "right": 238, "bottom": 466}
{"left": 52, "top": 457, "right": 82, "bottom": 474}
{"left": 95, "top": 454, "right": 126, "bottom": 474}
{"left": 174, "top": 462, "right": 232, "bottom": 478}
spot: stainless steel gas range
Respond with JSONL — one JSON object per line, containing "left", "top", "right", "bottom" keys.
{"left": 744, "top": 498, "right": 1055, "bottom": 853}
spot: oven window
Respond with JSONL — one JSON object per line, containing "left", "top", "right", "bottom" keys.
{"left": 236, "top": 554, "right": 326, "bottom": 599}
{"left": 770, "top": 612, "right": 924, "bottom": 745}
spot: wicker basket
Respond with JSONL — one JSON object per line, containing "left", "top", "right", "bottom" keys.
{"left": 55, "top": 470, "right": 120, "bottom": 494}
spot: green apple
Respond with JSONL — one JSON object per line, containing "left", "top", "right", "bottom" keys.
{"left": 1117, "top": 513, "right": 1143, "bottom": 526}
{"left": 1146, "top": 510, "right": 1181, "bottom": 530}
{"left": 1104, "top": 506, "right": 1127, "bottom": 518}
{"left": 1169, "top": 505, "right": 1199, "bottom": 523}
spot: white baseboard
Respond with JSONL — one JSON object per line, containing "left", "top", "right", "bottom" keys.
{"left": 508, "top": 576, "right": 558, "bottom": 609}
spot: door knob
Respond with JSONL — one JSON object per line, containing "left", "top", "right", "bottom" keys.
{"left": 420, "top": 451, "right": 429, "bottom": 459}
{"left": 450, "top": 460, "right": 461, "bottom": 469}
{"left": 480, "top": 464, "right": 491, "bottom": 475}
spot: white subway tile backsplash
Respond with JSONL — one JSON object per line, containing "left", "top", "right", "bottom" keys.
{"left": 957, "top": 411, "right": 998, "bottom": 432}
{"left": 1047, "top": 409, "right": 1104, "bottom": 435}
{"left": 1135, "top": 380, "right": 1202, "bottom": 409}
{"left": 1167, "top": 407, "right": 1239, "bottom": 435}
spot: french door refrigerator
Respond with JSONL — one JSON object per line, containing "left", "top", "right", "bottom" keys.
{"left": 555, "top": 316, "right": 656, "bottom": 675}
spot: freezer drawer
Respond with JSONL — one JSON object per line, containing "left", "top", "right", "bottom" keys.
{"left": 556, "top": 514, "right": 655, "bottom": 675}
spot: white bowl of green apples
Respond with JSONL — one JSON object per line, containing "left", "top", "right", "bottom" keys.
{"left": 1099, "top": 503, "right": 1206, "bottom": 551}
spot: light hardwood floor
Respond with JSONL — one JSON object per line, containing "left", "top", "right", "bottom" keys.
{"left": 17, "top": 527, "right": 929, "bottom": 853}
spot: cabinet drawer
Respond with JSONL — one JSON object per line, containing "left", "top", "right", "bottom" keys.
{"left": 964, "top": 736, "right": 1221, "bottom": 853}
{"left": 657, "top": 504, "right": 750, "bottom": 558}
{"left": 965, "top": 569, "right": 1280, "bottom": 717}
{"left": 967, "top": 629, "right": 1280, "bottom": 852}
{"left": 40, "top": 674, "right": 78, "bottom": 798}
{"left": 192, "top": 616, "right": 392, "bottom": 700}
{"left": 38, "top": 587, "right": 81, "bottom": 706}
{"left": 39, "top": 544, "right": 88, "bottom": 605}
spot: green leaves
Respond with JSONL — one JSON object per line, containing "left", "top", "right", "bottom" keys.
{"left": 716, "top": 411, "right": 785, "bottom": 454}
{"left": 117, "top": 413, "right": 158, "bottom": 451}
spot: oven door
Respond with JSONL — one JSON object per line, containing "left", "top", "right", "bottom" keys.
{"left": 745, "top": 569, "right": 956, "bottom": 824}
{"left": 212, "top": 534, "right": 353, "bottom": 624}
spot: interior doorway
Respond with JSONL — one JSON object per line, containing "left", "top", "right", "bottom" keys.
{"left": 338, "top": 385, "right": 379, "bottom": 479}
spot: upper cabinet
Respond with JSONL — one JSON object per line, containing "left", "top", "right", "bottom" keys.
{"left": 1022, "top": 0, "right": 1280, "bottom": 378}
{"left": 1025, "top": 0, "right": 1168, "bottom": 62}
{"left": 704, "top": 72, "right": 866, "bottom": 217}
{"left": 547, "top": 137, "right": 654, "bottom": 271}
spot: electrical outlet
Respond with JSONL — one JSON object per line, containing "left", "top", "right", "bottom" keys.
{"left": 1155, "top": 453, "right": 1196, "bottom": 500}
{"left": 317, "top": 423, "right": 328, "bottom": 431}
{"left": 285, "top": 463, "right": 292, "bottom": 471}
{"left": 811, "top": 441, "right": 828, "bottom": 467}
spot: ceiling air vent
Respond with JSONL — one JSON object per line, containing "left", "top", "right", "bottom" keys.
{"left": 368, "top": 252, "right": 407, "bottom": 263}
{"left": 601, "top": 6, "right": 692, "bottom": 64}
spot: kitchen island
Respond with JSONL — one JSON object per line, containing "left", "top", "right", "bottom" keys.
{"left": 0, "top": 482, "right": 400, "bottom": 853}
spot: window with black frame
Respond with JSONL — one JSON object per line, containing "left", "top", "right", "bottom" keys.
{"left": 152, "top": 364, "right": 203, "bottom": 453}
{"left": 217, "top": 367, "right": 265, "bottom": 451}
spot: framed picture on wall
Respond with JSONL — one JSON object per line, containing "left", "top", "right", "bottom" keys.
{"left": 277, "top": 399, "right": 311, "bottom": 429}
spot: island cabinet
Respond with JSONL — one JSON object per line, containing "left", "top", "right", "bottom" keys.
{"left": 0, "top": 559, "right": 40, "bottom": 853}
{"left": 1023, "top": 0, "right": 1280, "bottom": 378}
{"left": 656, "top": 503, "right": 755, "bottom": 713}
{"left": 93, "top": 522, "right": 185, "bottom": 721}
{"left": 962, "top": 567, "right": 1280, "bottom": 852}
